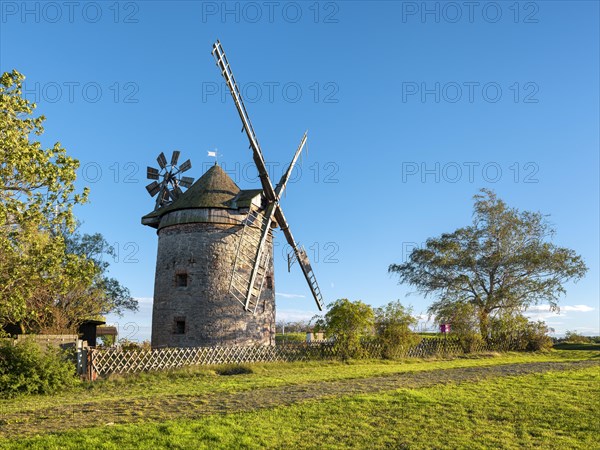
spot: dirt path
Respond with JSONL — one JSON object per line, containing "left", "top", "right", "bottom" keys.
{"left": 1, "top": 360, "right": 598, "bottom": 437}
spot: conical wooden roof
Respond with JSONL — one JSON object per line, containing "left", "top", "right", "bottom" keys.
{"left": 142, "top": 164, "right": 261, "bottom": 222}
{"left": 168, "top": 163, "right": 240, "bottom": 210}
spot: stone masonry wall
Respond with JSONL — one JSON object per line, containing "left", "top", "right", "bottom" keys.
{"left": 151, "top": 221, "right": 275, "bottom": 348}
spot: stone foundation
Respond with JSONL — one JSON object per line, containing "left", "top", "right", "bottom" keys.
{"left": 151, "top": 222, "right": 275, "bottom": 348}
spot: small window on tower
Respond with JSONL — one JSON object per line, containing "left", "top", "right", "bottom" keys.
{"left": 266, "top": 275, "right": 273, "bottom": 290}
{"left": 174, "top": 319, "right": 186, "bottom": 334}
{"left": 176, "top": 273, "right": 188, "bottom": 287}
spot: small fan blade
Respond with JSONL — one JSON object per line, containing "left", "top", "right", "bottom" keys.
{"left": 179, "top": 159, "right": 192, "bottom": 172}
{"left": 157, "top": 152, "right": 167, "bottom": 169}
{"left": 146, "top": 181, "right": 160, "bottom": 197}
{"left": 147, "top": 167, "right": 159, "bottom": 180}
{"left": 179, "top": 176, "right": 195, "bottom": 188}
{"left": 171, "top": 150, "right": 180, "bottom": 166}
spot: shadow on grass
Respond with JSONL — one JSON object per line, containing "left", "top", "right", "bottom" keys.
{"left": 553, "top": 343, "right": 600, "bottom": 351}
{"left": 214, "top": 364, "right": 254, "bottom": 376}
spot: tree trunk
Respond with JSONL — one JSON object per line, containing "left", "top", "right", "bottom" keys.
{"left": 479, "top": 309, "right": 490, "bottom": 341}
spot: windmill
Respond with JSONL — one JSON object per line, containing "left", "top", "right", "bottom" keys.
{"left": 142, "top": 42, "right": 325, "bottom": 348}
{"left": 212, "top": 40, "right": 324, "bottom": 313}
{"left": 145, "top": 150, "right": 194, "bottom": 210}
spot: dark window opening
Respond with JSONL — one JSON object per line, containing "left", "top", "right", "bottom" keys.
{"left": 175, "top": 319, "right": 186, "bottom": 334}
{"left": 176, "top": 273, "right": 188, "bottom": 287}
{"left": 266, "top": 275, "right": 273, "bottom": 290}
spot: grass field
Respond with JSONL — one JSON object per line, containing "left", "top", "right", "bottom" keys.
{"left": 1, "top": 347, "right": 598, "bottom": 449}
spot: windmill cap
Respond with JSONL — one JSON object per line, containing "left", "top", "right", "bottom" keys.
{"left": 141, "top": 164, "right": 262, "bottom": 225}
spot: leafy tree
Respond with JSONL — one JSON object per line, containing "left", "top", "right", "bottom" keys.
{"left": 313, "top": 299, "right": 374, "bottom": 360}
{"left": 0, "top": 70, "right": 136, "bottom": 334}
{"left": 65, "top": 231, "right": 137, "bottom": 316}
{"left": 0, "top": 70, "right": 91, "bottom": 331}
{"left": 374, "top": 301, "right": 420, "bottom": 359}
{"left": 19, "top": 230, "right": 138, "bottom": 334}
{"left": 389, "top": 189, "right": 587, "bottom": 339}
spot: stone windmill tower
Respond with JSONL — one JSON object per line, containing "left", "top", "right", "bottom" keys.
{"left": 142, "top": 41, "right": 324, "bottom": 348}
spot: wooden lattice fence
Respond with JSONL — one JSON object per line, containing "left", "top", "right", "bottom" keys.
{"left": 88, "top": 343, "right": 335, "bottom": 377}
{"left": 87, "top": 338, "right": 519, "bottom": 379}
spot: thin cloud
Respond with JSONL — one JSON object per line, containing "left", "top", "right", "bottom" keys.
{"left": 276, "top": 292, "right": 306, "bottom": 299}
{"left": 562, "top": 305, "right": 595, "bottom": 312}
{"left": 526, "top": 304, "right": 595, "bottom": 314}
{"left": 526, "top": 305, "right": 559, "bottom": 313}
{"left": 276, "top": 309, "right": 317, "bottom": 322}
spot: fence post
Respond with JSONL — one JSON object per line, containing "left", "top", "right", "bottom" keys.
{"left": 86, "top": 348, "right": 97, "bottom": 381}
{"left": 76, "top": 346, "right": 86, "bottom": 377}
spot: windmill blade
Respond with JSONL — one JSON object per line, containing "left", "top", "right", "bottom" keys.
{"left": 157, "top": 152, "right": 168, "bottom": 169}
{"left": 145, "top": 181, "right": 160, "bottom": 197}
{"left": 179, "top": 159, "right": 192, "bottom": 173}
{"left": 212, "top": 40, "right": 277, "bottom": 203}
{"left": 171, "top": 150, "right": 180, "bottom": 166}
{"left": 275, "top": 131, "right": 307, "bottom": 199}
{"left": 179, "top": 176, "right": 195, "bottom": 188}
{"left": 147, "top": 166, "right": 160, "bottom": 180}
{"left": 212, "top": 42, "right": 323, "bottom": 312}
{"left": 242, "top": 203, "right": 276, "bottom": 311}
{"left": 274, "top": 206, "right": 324, "bottom": 311}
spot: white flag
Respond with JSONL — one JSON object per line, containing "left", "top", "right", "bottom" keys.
{"left": 207, "top": 151, "right": 217, "bottom": 157}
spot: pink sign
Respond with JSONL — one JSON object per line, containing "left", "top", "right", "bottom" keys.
{"left": 440, "top": 324, "right": 451, "bottom": 333}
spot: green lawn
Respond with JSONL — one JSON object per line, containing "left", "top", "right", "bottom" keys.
{"left": 1, "top": 349, "right": 598, "bottom": 449}
{"left": 3, "top": 349, "right": 595, "bottom": 416}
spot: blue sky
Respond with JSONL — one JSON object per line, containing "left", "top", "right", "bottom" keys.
{"left": 1, "top": 1, "right": 598, "bottom": 340}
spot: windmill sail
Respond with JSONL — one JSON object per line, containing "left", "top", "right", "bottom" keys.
{"left": 229, "top": 205, "right": 274, "bottom": 312}
{"left": 212, "top": 40, "right": 276, "bottom": 203}
{"left": 274, "top": 207, "right": 324, "bottom": 311}
{"left": 213, "top": 40, "right": 324, "bottom": 312}
{"left": 275, "top": 132, "right": 307, "bottom": 198}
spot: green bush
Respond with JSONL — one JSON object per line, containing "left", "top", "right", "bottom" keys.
{"left": 118, "top": 339, "right": 151, "bottom": 351}
{"left": 275, "top": 333, "right": 306, "bottom": 344}
{"left": 374, "top": 301, "right": 421, "bottom": 359}
{"left": 457, "top": 332, "right": 486, "bottom": 353}
{"left": 564, "top": 331, "right": 593, "bottom": 344}
{"left": 522, "top": 321, "right": 553, "bottom": 351}
{"left": 488, "top": 315, "right": 553, "bottom": 352}
{"left": 313, "top": 299, "right": 375, "bottom": 361}
{"left": 0, "top": 338, "right": 79, "bottom": 398}
{"left": 97, "top": 334, "right": 116, "bottom": 347}
{"left": 436, "top": 303, "right": 484, "bottom": 353}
